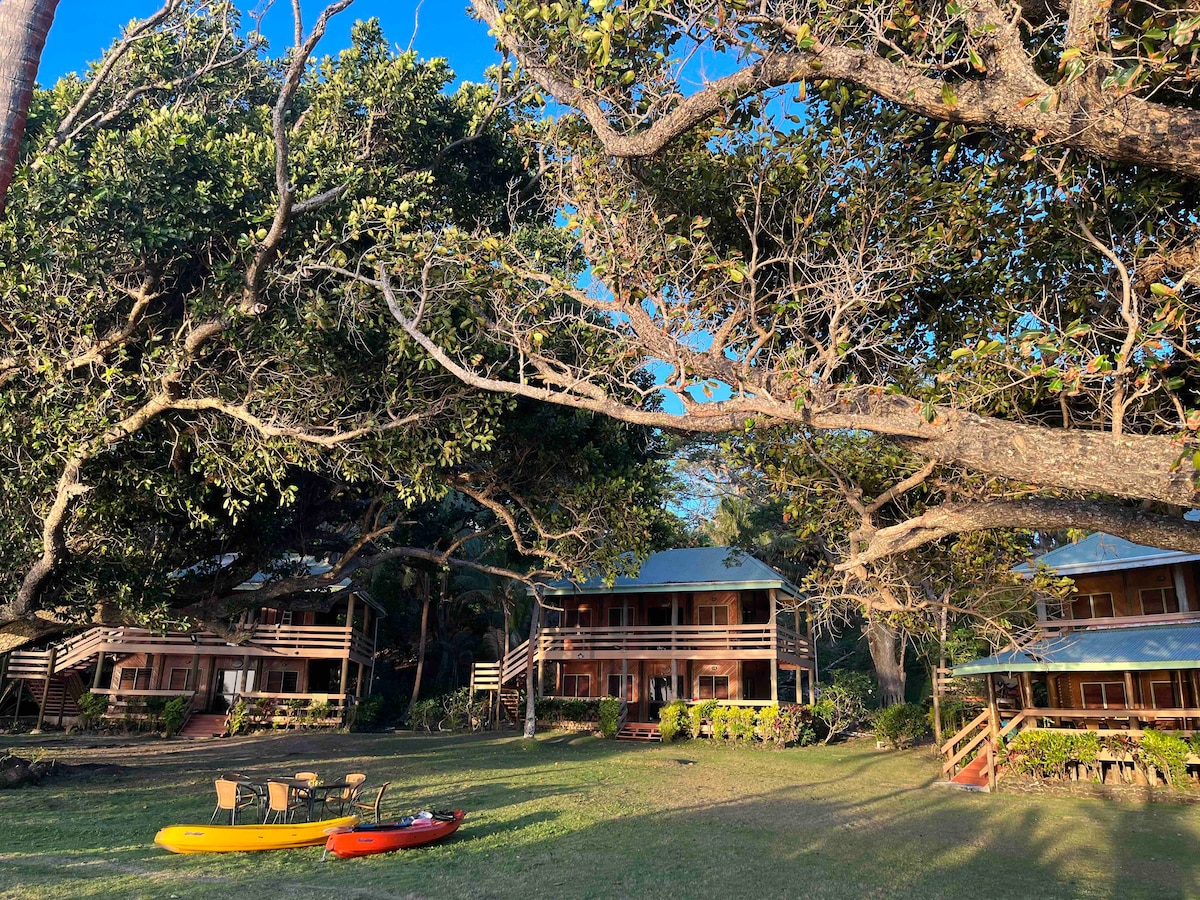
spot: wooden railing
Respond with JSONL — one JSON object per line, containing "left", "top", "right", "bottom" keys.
{"left": 940, "top": 709, "right": 991, "bottom": 777}
{"left": 6, "top": 622, "right": 376, "bottom": 681}
{"left": 472, "top": 625, "right": 811, "bottom": 692}
{"left": 1038, "top": 610, "right": 1200, "bottom": 633}
{"left": 1016, "top": 706, "right": 1200, "bottom": 734}
{"left": 535, "top": 624, "right": 811, "bottom": 661}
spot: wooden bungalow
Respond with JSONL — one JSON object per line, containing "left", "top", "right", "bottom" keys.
{"left": 942, "top": 532, "right": 1200, "bottom": 788}
{"left": 471, "top": 547, "right": 817, "bottom": 737}
{"left": 1, "top": 556, "right": 381, "bottom": 735}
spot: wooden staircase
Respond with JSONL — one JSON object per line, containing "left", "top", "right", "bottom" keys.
{"left": 616, "top": 722, "right": 661, "bottom": 742}
{"left": 498, "top": 689, "right": 521, "bottom": 726}
{"left": 179, "top": 713, "right": 227, "bottom": 739}
{"left": 947, "top": 748, "right": 991, "bottom": 790}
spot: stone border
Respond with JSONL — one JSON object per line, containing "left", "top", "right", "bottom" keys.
{"left": 998, "top": 776, "right": 1200, "bottom": 804}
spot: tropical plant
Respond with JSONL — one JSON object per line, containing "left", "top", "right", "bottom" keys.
{"left": 598, "top": 696, "right": 622, "bottom": 738}
{"left": 657, "top": 699, "right": 688, "bottom": 742}
{"left": 872, "top": 703, "right": 930, "bottom": 750}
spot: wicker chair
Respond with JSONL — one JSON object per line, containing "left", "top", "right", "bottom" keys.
{"left": 211, "top": 778, "right": 256, "bottom": 825}
{"left": 323, "top": 773, "right": 367, "bottom": 816}
{"left": 264, "top": 780, "right": 307, "bottom": 824}
{"left": 351, "top": 782, "right": 390, "bottom": 824}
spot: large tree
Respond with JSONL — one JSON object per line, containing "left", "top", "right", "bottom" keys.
{"left": 370, "top": 0, "right": 1200, "bottom": 577}
{"left": 0, "top": 2, "right": 674, "bottom": 651}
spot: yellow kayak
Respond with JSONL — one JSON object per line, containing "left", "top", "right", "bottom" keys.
{"left": 154, "top": 816, "right": 360, "bottom": 853}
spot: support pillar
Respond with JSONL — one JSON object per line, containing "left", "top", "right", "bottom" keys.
{"left": 92, "top": 651, "right": 107, "bottom": 690}
{"left": 1019, "top": 672, "right": 1034, "bottom": 710}
{"left": 12, "top": 679, "right": 24, "bottom": 727}
{"left": 768, "top": 590, "right": 778, "bottom": 703}
{"left": 355, "top": 660, "right": 365, "bottom": 699}
{"left": 189, "top": 653, "right": 200, "bottom": 692}
{"left": 35, "top": 647, "right": 57, "bottom": 732}
{"left": 1124, "top": 671, "right": 1140, "bottom": 728}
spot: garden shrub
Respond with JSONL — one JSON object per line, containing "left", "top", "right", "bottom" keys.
{"left": 598, "top": 697, "right": 622, "bottom": 738}
{"left": 710, "top": 704, "right": 731, "bottom": 740}
{"left": 161, "top": 697, "right": 187, "bottom": 737}
{"left": 409, "top": 697, "right": 438, "bottom": 731}
{"left": 1002, "top": 730, "right": 1100, "bottom": 779}
{"left": 227, "top": 699, "right": 249, "bottom": 736}
{"left": 756, "top": 705, "right": 779, "bottom": 739}
{"left": 727, "top": 706, "right": 757, "bottom": 742}
{"left": 689, "top": 700, "right": 718, "bottom": 738}
{"left": 873, "top": 703, "right": 931, "bottom": 749}
{"left": 353, "top": 694, "right": 385, "bottom": 731}
{"left": 1139, "top": 729, "right": 1191, "bottom": 786}
{"left": 658, "top": 700, "right": 689, "bottom": 742}
{"left": 75, "top": 692, "right": 108, "bottom": 731}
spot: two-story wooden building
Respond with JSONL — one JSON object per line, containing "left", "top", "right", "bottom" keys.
{"left": 472, "top": 547, "right": 817, "bottom": 730}
{"left": 1, "top": 555, "right": 380, "bottom": 734}
{"left": 943, "top": 532, "right": 1200, "bottom": 787}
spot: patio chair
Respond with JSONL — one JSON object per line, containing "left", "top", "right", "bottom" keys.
{"left": 264, "top": 780, "right": 307, "bottom": 824}
{"left": 211, "top": 778, "right": 255, "bottom": 825}
{"left": 294, "top": 771, "right": 319, "bottom": 784}
{"left": 351, "top": 782, "right": 390, "bottom": 824}
{"left": 323, "top": 773, "right": 367, "bottom": 816}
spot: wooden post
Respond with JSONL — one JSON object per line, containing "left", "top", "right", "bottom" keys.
{"left": 933, "top": 602, "right": 948, "bottom": 745}
{"left": 92, "top": 651, "right": 106, "bottom": 690}
{"left": 189, "top": 653, "right": 200, "bottom": 692}
{"left": 1124, "top": 671, "right": 1140, "bottom": 728}
{"left": 807, "top": 607, "right": 817, "bottom": 697}
{"left": 368, "top": 613, "right": 379, "bottom": 695}
{"left": 670, "top": 594, "right": 678, "bottom": 701}
{"left": 1019, "top": 672, "right": 1034, "bottom": 710}
{"left": 239, "top": 654, "right": 251, "bottom": 694}
{"left": 35, "top": 647, "right": 56, "bottom": 731}
{"left": 355, "top": 660, "right": 365, "bottom": 699}
{"left": 12, "top": 679, "right": 23, "bottom": 726}
{"left": 0, "top": 652, "right": 7, "bottom": 686}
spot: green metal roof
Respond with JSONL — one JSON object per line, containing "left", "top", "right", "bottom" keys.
{"left": 953, "top": 623, "right": 1200, "bottom": 675}
{"left": 1013, "top": 531, "right": 1200, "bottom": 577}
{"left": 539, "top": 547, "right": 802, "bottom": 599}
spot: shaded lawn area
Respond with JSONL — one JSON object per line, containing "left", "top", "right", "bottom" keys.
{"left": 1, "top": 730, "right": 1198, "bottom": 899}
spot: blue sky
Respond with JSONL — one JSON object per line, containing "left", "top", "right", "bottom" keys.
{"left": 39, "top": 1, "right": 499, "bottom": 85}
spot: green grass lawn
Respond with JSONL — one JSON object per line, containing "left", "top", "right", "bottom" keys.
{"left": 1, "top": 729, "right": 1198, "bottom": 899}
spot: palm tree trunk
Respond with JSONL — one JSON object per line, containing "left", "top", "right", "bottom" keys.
{"left": 523, "top": 594, "right": 542, "bottom": 739}
{"left": 0, "top": 0, "right": 59, "bottom": 215}
{"left": 408, "top": 572, "right": 431, "bottom": 713}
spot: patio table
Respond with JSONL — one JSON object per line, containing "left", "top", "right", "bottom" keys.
{"left": 225, "top": 775, "right": 351, "bottom": 821}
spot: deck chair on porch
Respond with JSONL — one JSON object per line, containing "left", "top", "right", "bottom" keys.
{"left": 211, "top": 778, "right": 256, "bottom": 825}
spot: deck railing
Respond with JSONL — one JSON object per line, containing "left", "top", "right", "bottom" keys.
{"left": 535, "top": 624, "right": 811, "bottom": 661}
{"left": 473, "top": 624, "right": 811, "bottom": 692}
{"left": 1037, "top": 609, "right": 1200, "bottom": 634}
{"left": 6, "top": 622, "right": 375, "bottom": 680}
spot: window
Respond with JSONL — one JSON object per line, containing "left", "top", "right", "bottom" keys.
{"left": 1150, "top": 680, "right": 1178, "bottom": 708}
{"left": 167, "top": 668, "right": 191, "bottom": 691}
{"left": 265, "top": 670, "right": 299, "bottom": 694}
{"left": 1140, "top": 587, "right": 1180, "bottom": 616}
{"left": 1080, "top": 681, "right": 1127, "bottom": 709}
{"left": 118, "top": 667, "right": 151, "bottom": 690}
{"left": 607, "top": 674, "right": 634, "bottom": 700}
{"left": 697, "top": 675, "right": 730, "bottom": 700}
{"left": 697, "top": 605, "right": 729, "bottom": 626}
{"left": 564, "top": 608, "right": 592, "bottom": 628}
{"left": 562, "top": 674, "right": 591, "bottom": 697}
{"left": 647, "top": 607, "right": 673, "bottom": 627}
{"left": 1070, "top": 592, "right": 1115, "bottom": 620}
{"left": 608, "top": 606, "right": 633, "bottom": 627}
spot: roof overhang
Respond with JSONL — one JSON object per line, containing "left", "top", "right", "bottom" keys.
{"left": 537, "top": 579, "right": 802, "bottom": 599}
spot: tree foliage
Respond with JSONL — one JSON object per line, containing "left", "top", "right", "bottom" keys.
{"left": 0, "top": 3, "right": 674, "bottom": 648}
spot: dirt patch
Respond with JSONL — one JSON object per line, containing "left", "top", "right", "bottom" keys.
{"left": 0, "top": 752, "right": 127, "bottom": 789}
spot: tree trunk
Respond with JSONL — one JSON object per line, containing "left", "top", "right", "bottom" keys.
{"left": 865, "top": 615, "right": 906, "bottom": 707}
{"left": 0, "top": 0, "right": 59, "bottom": 215}
{"left": 408, "top": 573, "right": 431, "bottom": 712}
{"left": 523, "top": 594, "right": 542, "bottom": 739}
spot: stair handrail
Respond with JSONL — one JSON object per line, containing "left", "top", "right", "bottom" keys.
{"left": 616, "top": 698, "right": 628, "bottom": 735}
{"left": 940, "top": 710, "right": 991, "bottom": 776}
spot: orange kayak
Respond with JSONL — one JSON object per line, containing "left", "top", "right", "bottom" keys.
{"left": 324, "top": 810, "right": 465, "bottom": 858}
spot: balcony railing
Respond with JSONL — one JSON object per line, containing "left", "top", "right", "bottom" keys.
{"left": 6, "top": 623, "right": 375, "bottom": 680}
{"left": 535, "top": 623, "right": 811, "bottom": 663}
{"left": 1037, "top": 609, "right": 1200, "bottom": 634}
